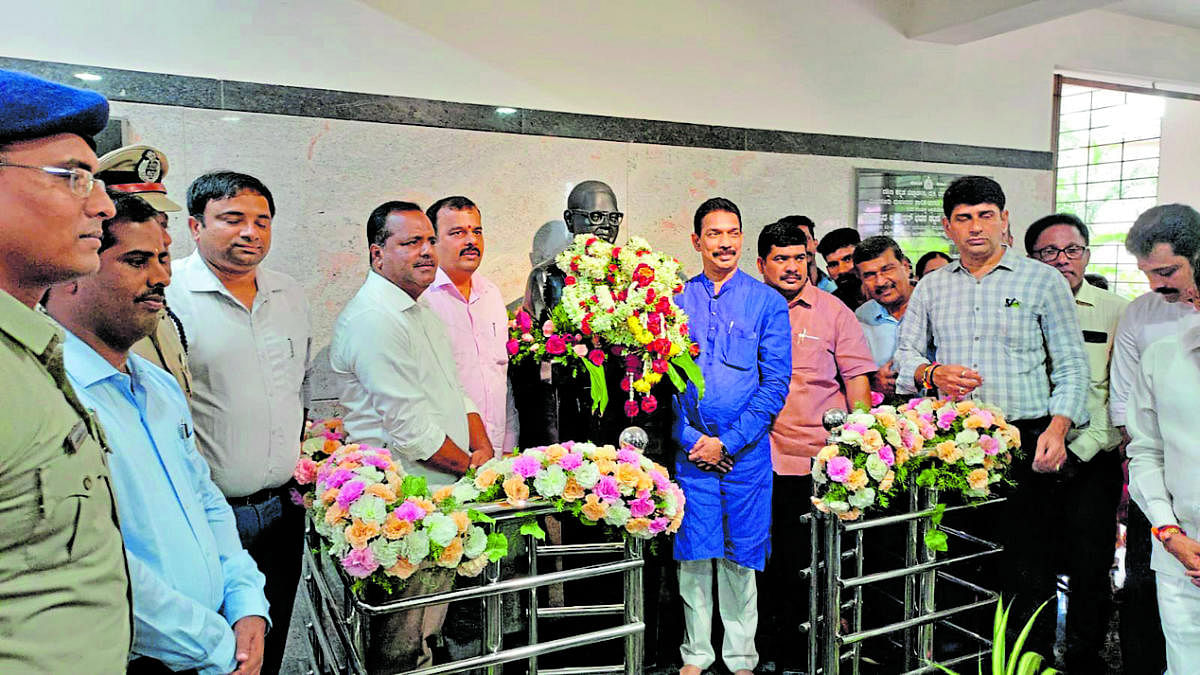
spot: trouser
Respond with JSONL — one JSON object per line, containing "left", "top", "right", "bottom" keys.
{"left": 1122, "top": 500, "right": 1169, "bottom": 674}
{"left": 1156, "top": 573, "right": 1200, "bottom": 674}
{"left": 231, "top": 485, "right": 306, "bottom": 675}
{"left": 1056, "top": 448, "right": 1123, "bottom": 671}
{"left": 996, "top": 418, "right": 1122, "bottom": 669}
{"left": 758, "top": 474, "right": 812, "bottom": 670}
{"left": 679, "top": 558, "right": 758, "bottom": 672}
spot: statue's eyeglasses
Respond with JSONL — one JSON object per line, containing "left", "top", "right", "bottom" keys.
{"left": 568, "top": 209, "right": 624, "bottom": 226}
{"left": 1032, "top": 244, "right": 1087, "bottom": 262}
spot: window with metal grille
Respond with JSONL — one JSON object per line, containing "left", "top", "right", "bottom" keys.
{"left": 1054, "top": 76, "right": 1164, "bottom": 299}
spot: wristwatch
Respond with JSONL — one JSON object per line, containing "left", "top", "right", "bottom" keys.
{"left": 1152, "top": 524, "right": 1184, "bottom": 544}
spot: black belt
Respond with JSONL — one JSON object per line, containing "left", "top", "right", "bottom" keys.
{"left": 227, "top": 481, "right": 293, "bottom": 508}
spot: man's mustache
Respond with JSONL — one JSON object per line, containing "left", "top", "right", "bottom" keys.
{"left": 459, "top": 245, "right": 481, "bottom": 257}
{"left": 1154, "top": 286, "right": 1180, "bottom": 295}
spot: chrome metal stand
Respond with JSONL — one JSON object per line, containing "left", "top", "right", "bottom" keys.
{"left": 807, "top": 489, "right": 1006, "bottom": 674}
{"left": 302, "top": 502, "right": 645, "bottom": 674}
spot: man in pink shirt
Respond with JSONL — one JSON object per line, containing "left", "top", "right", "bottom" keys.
{"left": 756, "top": 219, "right": 875, "bottom": 672}
{"left": 423, "top": 196, "right": 518, "bottom": 454}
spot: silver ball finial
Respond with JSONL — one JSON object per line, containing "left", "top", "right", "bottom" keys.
{"left": 619, "top": 426, "right": 649, "bottom": 451}
{"left": 822, "top": 408, "right": 847, "bottom": 432}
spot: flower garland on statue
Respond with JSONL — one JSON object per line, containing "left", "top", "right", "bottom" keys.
{"left": 296, "top": 440, "right": 508, "bottom": 594}
{"left": 450, "top": 441, "right": 686, "bottom": 540}
{"left": 507, "top": 234, "right": 704, "bottom": 418}
{"left": 812, "top": 397, "right": 1019, "bottom": 548}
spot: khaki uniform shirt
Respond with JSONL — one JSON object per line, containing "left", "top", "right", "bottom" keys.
{"left": 0, "top": 291, "right": 131, "bottom": 671}
{"left": 1068, "top": 281, "right": 1129, "bottom": 461}
{"left": 131, "top": 309, "right": 192, "bottom": 398}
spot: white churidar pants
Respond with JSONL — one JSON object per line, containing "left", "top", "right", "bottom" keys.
{"left": 1157, "top": 573, "right": 1200, "bottom": 674}
{"left": 678, "top": 558, "right": 758, "bottom": 672}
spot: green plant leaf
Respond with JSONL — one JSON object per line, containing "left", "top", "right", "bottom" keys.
{"left": 929, "top": 502, "right": 947, "bottom": 526}
{"left": 670, "top": 352, "right": 705, "bottom": 399}
{"left": 467, "top": 509, "right": 496, "bottom": 524}
{"left": 580, "top": 357, "right": 609, "bottom": 414}
{"left": 519, "top": 519, "right": 546, "bottom": 541}
{"left": 484, "top": 532, "right": 509, "bottom": 562}
{"left": 665, "top": 361, "right": 686, "bottom": 392}
{"left": 401, "top": 474, "right": 428, "bottom": 499}
{"left": 924, "top": 528, "right": 948, "bottom": 552}
{"left": 1007, "top": 600, "right": 1050, "bottom": 675}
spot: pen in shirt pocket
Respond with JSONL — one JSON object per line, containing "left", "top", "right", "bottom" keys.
{"left": 288, "top": 337, "right": 295, "bottom": 358}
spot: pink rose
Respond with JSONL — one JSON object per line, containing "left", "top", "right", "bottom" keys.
{"left": 394, "top": 500, "right": 427, "bottom": 522}
{"left": 870, "top": 390, "right": 885, "bottom": 406}
{"left": 844, "top": 423, "right": 868, "bottom": 435}
{"left": 979, "top": 434, "right": 1000, "bottom": 456}
{"left": 512, "top": 454, "right": 542, "bottom": 478}
{"left": 293, "top": 458, "right": 318, "bottom": 485}
{"left": 341, "top": 547, "right": 380, "bottom": 578}
{"left": 515, "top": 310, "right": 532, "bottom": 333}
{"left": 543, "top": 320, "right": 556, "bottom": 335}
{"left": 594, "top": 476, "right": 621, "bottom": 502}
{"left": 558, "top": 452, "right": 583, "bottom": 471}
{"left": 649, "top": 470, "right": 670, "bottom": 491}
{"left": 565, "top": 275, "right": 577, "bottom": 285}
{"left": 588, "top": 349, "right": 605, "bottom": 367}
{"left": 620, "top": 376, "right": 632, "bottom": 392}
{"left": 336, "top": 480, "right": 365, "bottom": 509}
{"left": 573, "top": 344, "right": 589, "bottom": 357}
{"left": 624, "top": 400, "right": 640, "bottom": 417}
{"left": 521, "top": 333, "right": 534, "bottom": 343}
{"left": 937, "top": 410, "right": 957, "bottom": 430}
{"left": 826, "top": 456, "right": 853, "bottom": 483}
{"left": 877, "top": 446, "right": 895, "bottom": 467}
{"left": 648, "top": 517, "right": 670, "bottom": 534}
{"left": 617, "top": 448, "right": 641, "bottom": 465}
{"left": 629, "top": 495, "right": 655, "bottom": 518}
{"left": 651, "top": 359, "right": 668, "bottom": 374}
{"left": 545, "top": 335, "right": 567, "bottom": 355}
{"left": 506, "top": 339, "right": 520, "bottom": 355}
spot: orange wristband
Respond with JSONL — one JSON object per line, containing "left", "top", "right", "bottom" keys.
{"left": 1153, "top": 524, "right": 1184, "bottom": 543}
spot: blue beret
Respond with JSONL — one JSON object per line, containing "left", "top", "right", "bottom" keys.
{"left": 0, "top": 69, "right": 109, "bottom": 145}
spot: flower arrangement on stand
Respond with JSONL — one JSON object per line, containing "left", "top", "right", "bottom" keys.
{"left": 811, "top": 406, "right": 924, "bottom": 520}
{"left": 450, "top": 440, "right": 686, "bottom": 540}
{"left": 811, "top": 397, "right": 1021, "bottom": 549}
{"left": 508, "top": 234, "right": 704, "bottom": 418}
{"left": 895, "top": 397, "right": 1020, "bottom": 499}
{"left": 299, "top": 443, "right": 508, "bottom": 595}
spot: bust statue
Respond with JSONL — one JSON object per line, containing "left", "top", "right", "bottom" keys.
{"left": 515, "top": 180, "right": 637, "bottom": 448}
{"left": 524, "top": 180, "right": 623, "bottom": 321}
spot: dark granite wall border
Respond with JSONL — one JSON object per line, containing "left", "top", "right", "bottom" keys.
{"left": 1, "top": 56, "right": 1052, "bottom": 171}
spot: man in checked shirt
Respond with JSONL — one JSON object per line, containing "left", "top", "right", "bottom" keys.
{"left": 894, "top": 176, "right": 1089, "bottom": 662}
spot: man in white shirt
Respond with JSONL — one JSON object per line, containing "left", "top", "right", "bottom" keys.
{"left": 422, "top": 195, "right": 518, "bottom": 454}
{"left": 1108, "top": 204, "right": 1200, "bottom": 672}
{"left": 331, "top": 200, "right": 494, "bottom": 486}
{"left": 166, "top": 171, "right": 313, "bottom": 674}
{"left": 330, "top": 200, "right": 494, "bottom": 668}
{"left": 1127, "top": 255, "right": 1200, "bottom": 671}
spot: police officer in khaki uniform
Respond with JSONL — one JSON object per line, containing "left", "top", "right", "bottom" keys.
{"left": 97, "top": 143, "right": 192, "bottom": 397}
{"left": 0, "top": 69, "right": 132, "bottom": 671}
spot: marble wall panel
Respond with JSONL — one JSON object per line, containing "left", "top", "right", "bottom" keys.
{"left": 109, "top": 101, "right": 1050, "bottom": 402}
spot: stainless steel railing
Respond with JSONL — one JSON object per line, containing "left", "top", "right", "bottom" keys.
{"left": 302, "top": 501, "right": 645, "bottom": 675}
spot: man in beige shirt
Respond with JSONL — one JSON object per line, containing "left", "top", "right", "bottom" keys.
{"left": 1025, "top": 213, "right": 1127, "bottom": 672}
{"left": 0, "top": 67, "right": 132, "bottom": 672}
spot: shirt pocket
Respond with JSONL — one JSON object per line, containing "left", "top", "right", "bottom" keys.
{"left": 721, "top": 327, "right": 758, "bottom": 371}
{"left": 997, "top": 306, "right": 1040, "bottom": 353}
{"left": 23, "top": 430, "right": 108, "bottom": 571}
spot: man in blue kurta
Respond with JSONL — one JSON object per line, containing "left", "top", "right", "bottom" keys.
{"left": 673, "top": 198, "right": 792, "bottom": 675}
{"left": 46, "top": 193, "right": 269, "bottom": 675}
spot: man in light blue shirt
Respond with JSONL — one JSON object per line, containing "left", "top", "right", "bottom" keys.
{"left": 852, "top": 236, "right": 916, "bottom": 396}
{"left": 45, "top": 192, "right": 269, "bottom": 675}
